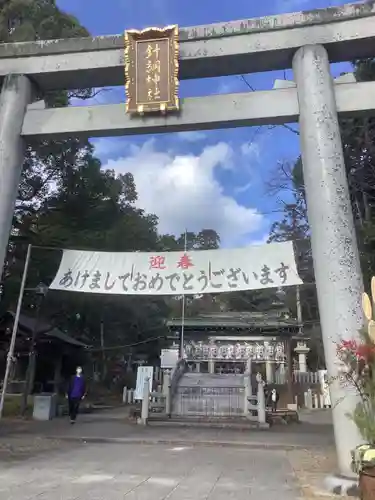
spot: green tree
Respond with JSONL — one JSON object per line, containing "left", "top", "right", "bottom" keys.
{"left": 6, "top": 143, "right": 172, "bottom": 396}
{"left": 6, "top": 141, "right": 223, "bottom": 368}
{"left": 266, "top": 156, "right": 322, "bottom": 365}
{"left": 195, "top": 229, "right": 220, "bottom": 250}
{"left": 0, "top": 0, "right": 96, "bottom": 308}
{"left": 171, "top": 229, "right": 221, "bottom": 251}
{"left": 0, "top": 0, "right": 97, "bottom": 243}
{"left": 0, "top": 0, "right": 88, "bottom": 42}
{"left": 338, "top": 61, "right": 375, "bottom": 286}
{"left": 0, "top": 1, "right": 226, "bottom": 393}
{"left": 265, "top": 57, "right": 375, "bottom": 366}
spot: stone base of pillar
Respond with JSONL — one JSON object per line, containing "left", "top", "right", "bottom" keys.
{"left": 322, "top": 475, "right": 359, "bottom": 497}
{"left": 257, "top": 422, "right": 270, "bottom": 429}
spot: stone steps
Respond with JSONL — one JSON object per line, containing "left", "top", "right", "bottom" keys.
{"left": 147, "top": 415, "right": 267, "bottom": 429}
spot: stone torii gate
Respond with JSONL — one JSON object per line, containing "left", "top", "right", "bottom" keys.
{"left": 0, "top": 1, "right": 375, "bottom": 478}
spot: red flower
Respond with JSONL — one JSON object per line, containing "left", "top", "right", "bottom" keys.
{"left": 355, "top": 344, "right": 375, "bottom": 362}
{"left": 341, "top": 340, "right": 358, "bottom": 351}
{"left": 336, "top": 337, "right": 375, "bottom": 365}
{"left": 337, "top": 340, "right": 358, "bottom": 357}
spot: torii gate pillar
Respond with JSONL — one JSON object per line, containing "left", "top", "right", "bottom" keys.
{"left": 293, "top": 44, "right": 363, "bottom": 478}
{"left": 0, "top": 74, "right": 32, "bottom": 277}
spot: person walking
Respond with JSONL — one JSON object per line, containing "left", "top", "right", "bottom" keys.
{"left": 66, "top": 366, "right": 86, "bottom": 424}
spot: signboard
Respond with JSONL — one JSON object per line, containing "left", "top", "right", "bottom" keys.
{"left": 49, "top": 242, "right": 302, "bottom": 296}
{"left": 124, "top": 25, "right": 179, "bottom": 115}
{"left": 161, "top": 348, "right": 179, "bottom": 368}
{"left": 135, "top": 365, "right": 154, "bottom": 400}
{"left": 49, "top": 241, "right": 302, "bottom": 296}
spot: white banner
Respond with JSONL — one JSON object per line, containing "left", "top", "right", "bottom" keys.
{"left": 50, "top": 241, "right": 302, "bottom": 295}
{"left": 135, "top": 366, "right": 154, "bottom": 400}
{"left": 161, "top": 348, "right": 179, "bottom": 369}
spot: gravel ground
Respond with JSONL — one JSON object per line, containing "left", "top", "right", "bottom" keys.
{"left": 0, "top": 409, "right": 343, "bottom": 498}
{"left": 0, "top": 434, "right": 342, "bottom": 498}
{"left": 0, "top": 442, "right": 301, "bottom": 499}
{"left": 287, "top": 447, "right": 352, "bottom": 499}
{"left": 0, "top": 435, "right": 71, "bottom": 464}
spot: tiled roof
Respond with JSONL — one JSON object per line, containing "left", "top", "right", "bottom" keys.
{"left": 167, "top": 311, "right": 298, "bottom": 329}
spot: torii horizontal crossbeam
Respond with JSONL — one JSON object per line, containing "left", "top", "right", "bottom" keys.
{"left": 21, "top": 81, "right": 375, "bottom": 139}
{"left": 0, "top": 2, "right": 374, "bottom": 90}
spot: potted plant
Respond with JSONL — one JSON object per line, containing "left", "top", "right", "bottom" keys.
{"left": 335, "top": 277, "right": 375, "bottom": 499}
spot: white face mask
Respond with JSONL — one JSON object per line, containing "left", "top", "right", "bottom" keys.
{"left": 76, "top": 368, "right": 82, "bottom": 375}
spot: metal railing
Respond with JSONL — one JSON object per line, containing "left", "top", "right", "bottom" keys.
{"left": 173, "top": 386, "right": 244, "bottom": 417}
{"left": 274, "top": 370, "right": 320, "bottom": 385}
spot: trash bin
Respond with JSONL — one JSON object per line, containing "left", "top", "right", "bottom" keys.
{"left": 33, "top": 393, "right": 57, "bottom": 420}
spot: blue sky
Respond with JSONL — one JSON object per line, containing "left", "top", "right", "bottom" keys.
{"left": 57, "top": 0, "right": 354, "bottom": 247}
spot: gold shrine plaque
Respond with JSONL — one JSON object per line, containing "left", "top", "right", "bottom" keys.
{"left": 124, "top": 25, "right": 179, "bottom": 115}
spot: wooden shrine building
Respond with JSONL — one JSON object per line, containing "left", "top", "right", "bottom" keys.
{"left": 166, "top": 309, "right": 308, "bottom": 384}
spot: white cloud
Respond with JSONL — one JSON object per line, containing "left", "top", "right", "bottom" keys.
{"left": 234, "top": 181, "right": 253, "bottom": 195}
{"left": 93, "top": 138, "right": 127, "bottom": 158}
{"left": 241, "top": 141, "right": 260, "bottom": 160}
{"left": 231, "top": 141, "right": 261, "bottom": 194}
{"left": 101, "top": 140, "right": 263, "bottom": 246}
{"left": 216, "top": 76, "right": 245, "bottom": 95}
{"left": 177, "top": 131, "right": 207, "bottom": 142}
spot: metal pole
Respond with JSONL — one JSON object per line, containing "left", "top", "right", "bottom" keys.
{"left": 180, "top": 296, "right": 185, "bottom": 358}
{"left": 180, "top": 230, "right": 187, "bottom": 359}
{"left": 100, "top": 319, "right": 106, "bottom": 381}
{"left": 296, "top": 284, "right": 302, "bottom": 334}
{"left": 286, "top": 337, "right": 294, "bottom": 403}
{"left": 20, "top": 296, "right": 43, "bottom": 416}
{"left": 0, "top": 244, "right": 32, "bottom": 419}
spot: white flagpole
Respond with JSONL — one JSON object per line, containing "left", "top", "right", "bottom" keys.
{"left": 180, "top": 230, "right": 187, "bottom": 359}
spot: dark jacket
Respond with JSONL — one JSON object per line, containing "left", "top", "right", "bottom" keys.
{"left": 266, "top": 388, "right": 279, "bottom": 405}
{"left": 67, "top": 375, "right": 86, "bottom": 399}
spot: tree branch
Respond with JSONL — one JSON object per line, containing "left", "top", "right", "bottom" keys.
{"left": 68, "top": 88, "right": 110, "bottom": 101}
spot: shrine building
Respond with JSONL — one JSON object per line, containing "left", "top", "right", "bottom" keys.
{"left": 165, "top": 308, "right": 307, "bottom": 384}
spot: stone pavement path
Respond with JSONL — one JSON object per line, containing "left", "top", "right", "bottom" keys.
{"left": 1, "top": 408, "right": 334, "bottom": 450}
{"left": 0, "top": 442, "right": 301, "bottom": 499}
